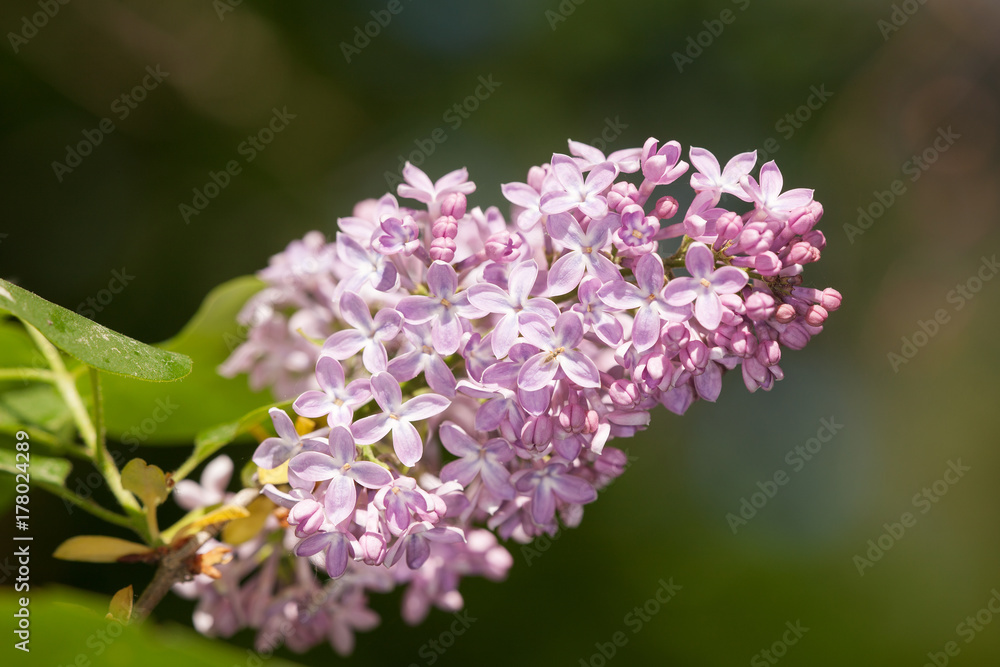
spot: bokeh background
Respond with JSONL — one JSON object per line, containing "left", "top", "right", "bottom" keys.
{"left": 2, "top": 0, "right": 1000, "bottom": 665}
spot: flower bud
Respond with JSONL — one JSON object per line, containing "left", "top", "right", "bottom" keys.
{"left": 430, "top": 236, "right": 457, "bottom": 262}
{"left": 745, "top": 291, "right": 776, "bottom": 321}
{"left": 609, "top": 379, "right": 641, "bottom": 408}
{"left": 775, "top": 303, "right": 797, "bottom": 323}
{"left": 680, "top": 340, "right": 709, "bottom": 374}
{"left": 653, "top": 195, "right": 679, "bottom": 220}
{"left": 288, "top": 499, "right": 324, "bottom": 537}
{"left": 440, "top": 193, "right": 467, "bottom": 219}
{"left": 484, "top": 230, "right": 523, "bottom": 264}
{"left": 432, "top": 216, "right": 459, "bottom": 240}
{"left": 521, "top": 415, "right": 554, "bottom": 448}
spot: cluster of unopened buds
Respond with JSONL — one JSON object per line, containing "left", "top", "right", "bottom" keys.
{"left": 176, "top": 136, "right": 841, "bottom": 654}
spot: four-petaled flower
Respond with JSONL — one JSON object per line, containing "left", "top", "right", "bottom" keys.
{"left": 293, "top": 356, "right": 372, "bottom": 427}
{"left": 598, "top": 252, "right": 686, "bottom": 350}
{"left": 545, "top": 214, "right": 622, "bottom": 296}
{"left": 539, "top": 154, "right": 617, "bottom": 219}
{"left": 689, "top": 147, "right": 757, "bottom": 203}
{"left": 439, "top": 422, "right": 516, "bottom": 502}
{"left": 396, "top": 261, "right": 485, "bottom": 356}
{"left": 323, "top": 291, "right": 401, "bottom": 373}
{"left": 517, "top": 312, "right": 601, "bottom": 391}
{"left": 662, "top": 242, "right": 748, "bottom": 330}
{"left": 253, "top": 407, "right": 327, "bottom": 469}
{"left": 512, "top": 462, "right": 597, "bottom": 525}
{"left": 372, "top": 214, "right": 420, "bottom": 256}
{"left": 289, "top": 425, "right": 393, "bottom": 524}
{"left": 467, "top": 260, "right": 559, "bottom": 358}
{"left": 351, "top": 372, "right": 451, "bottom": 467}
{"left": 740, "top": 160, "right": 814, "bottom": 222}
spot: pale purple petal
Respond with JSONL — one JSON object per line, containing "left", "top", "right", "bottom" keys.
{"left": 662, "top": 277, "right": 699, "bottom": 306}
{"left": 491, "top": 312, "right": 520, "bottom": 358}
{"left": 323, "top": 330, "right": 367, "bottom": 359}
{"left": 325, "top": 474, "right": 358, "bottom": 524}
{"left": 441, "top": 458, "right": 479, "bottom": 486}
{"left": 550, "top": 475, "right": 597, "bottom": 505}
{"left": 392, "top": 420, "right": 424, "bottom": 467}
{"left": 631, "top": 306, "right": 662, "bottom": 350}
{"left": 369, "top": 372, "right": 402, "bottom": 412}
{"left": 328, "top": 425, "right": 356, "bottom": 465}
{"left": 694, "top": 291, "right": 723, "bottom": 330}
{"left": 345, "top": 461, "right": 393, "bottom": 488}
{"left": 518, "top": 352, "right": 559, "bottom": 392}
{"left": 684, "top": 242, "right": 716, "bottom": 279}
{"left": 288, "top": 451, "right": 338, "bottom": 482}
{"left": 294, "top": 390, "right": 332, "bottom": 418}
{"left": 396, "top": 296, "right": 439, "bottom": 324}
{"left": 338, "top": 292, "right": 374, "bottom": 331}
{"left": 467, "top": 284, "right": 513, "bottom": 313}
{"left": 559, "top": 350, "right": 601, "bottom": 388}
{"left": 426, "top": 261, "right": 457, "bottom": 298}
{"left": 352, "top": 413, "right": 392, "bottom": 445}
{"left": 709, "top": 266, "right": 749, "bottom": 294}
{"left": 269, "top": 407, "right": 298, "bottom": 442}
{"left": 399, "top": 393, "right": 451, "bottom": 421}
{"left": 546, "top": 252, "right": 587, "bottom": 296}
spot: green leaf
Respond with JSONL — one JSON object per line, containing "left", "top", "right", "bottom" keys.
{"left": 1, "top": 586, "right": 309, "bottom": 666}
{"left": 0, "top": 447, "right": 71, "bottom": 486}
{"left": 101, "top": 276, "right": 272, "bottom": 444}
{"left": 0, "top": 317, "right": 42, "bottom": 369}
{"left": 107, "top": 585, "right": 134, "bottom": 623}
{"left": 0, "top": 383, "right": 72, "bottom": 433}
{"left": 0, "top": 278, "right": 192, "bottom": 382}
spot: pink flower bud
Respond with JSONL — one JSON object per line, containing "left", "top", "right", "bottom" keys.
{"left": 359, "top": 529, "right": 387, "bottom": 566}
{"left": 804, "top": 305, "right": 828, "bottom": 327}
{"left": 440, "top": 193, "right": 467, "bottom": 219}
{"left": 660, "top": 322, "right": 690, "bottom": 352}
{"left": 288, "top": 499, "right": 324, "bottom": 537}
{"left": 680, "top": 340, "right": 709, "bottom": 374}
{"left": 609, "top": 379, "right": 640, "bottom": 408}
{"left": 432, "top": 216, "right": 459, "bottom": 240}
{"left": 775, "top": 303, "right": 797, "bottom": 323}
{"left": 746, "top": 291, "right": 777, "bottom": 321}
{"left": 484, "top": 230, "right": 523, "bottom": 263}
{"left": 430, "top": 236, "right": 456, "bottom": 262}
{"left": 821, "top": 288, "right": 842, "bottom": 311}
{"left": 521, "top": 415, "right": 554, "bottom": 448}
{"left": 607, "top": 182, "right": 639, "bottom": 213}
{"left": 653, "top": 195, "right": 679, "bottom": 220}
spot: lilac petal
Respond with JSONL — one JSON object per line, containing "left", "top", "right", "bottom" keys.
{"left": 689, "top": 147, "right": 721, "bottom": 182}
{"left": 759, "top": 161, "right": 783, "bottom": 199}
{"left": 425, "top": 354, "right": 457, "bottom": 397}
{"left": 345, "top": 461, "right": 392, "bottom": 488}
{"left": 545, "top": 212, "right": 573, "bottom": 240}
{"left": 399, "top": 163, "right": 435, "bottom": 201}
{"left": 439, "top": 422, "right": 479, "bottom": 456}
{"left": 352, "top": 413, "right": 392, "bottom": 445}
{"left": 361, "top": 340, "right": 389, "bottom": 373}
{"left": 399, "top": 393, "right": 451, "bottom": 421}
{"left": 776, "top": 188, "right": 815, "bottom": 210}
{"left": 518, "top": 385, "right": 551, "bottom": 416}
{"left": 522, "top": 298, "right": 560, "bottom": 323}
{"left": 372, "top": 309, "right": 402, "bottom": 339}
{"left": 339, "top": 292, "right": 374, "bottom": 331}
{"left": 387, "top": 350, "right": 423, "bottom": 382}
{"left": 590, "top": 252, "right": 622, "bottom": 283}
{"left": 694, "top": 362, "right": 722, "bottom": 402}
{"left": 579, "top": 196, "right": 608, "bottom": 219}
{"left": 396, "top": 296, "right": 439, "bottom": 324}
{"left": 432, "top": 315, "right": 463, "bottom": 356}
{"left": 475, "top": 397, "right": 507, "bottom": 431}
{"left": 559, "top": 350, "right": 601, "bottom": 388}
{"left": 710, "top": 266, "right": 749, "bottom": 294}
{"left": 634, "top": 252, "right": 665, "bottom": 293}
{"left": 662, "top": 277, "right": 699, "bottom": 306}
{"left": 546, "top": 252, "right": 587, "bottom": 297}
{"left": 369, "top": 372, "right": 402, "bottom": 412}
{"left": 501, "top": 182, "right": 540, "bottom": 208}
{"left": 684, "top": 242, "right": 716, "bottom": 279}
{"left": 507, "top": 260, "right": 538, "bottom": 303}
{"left": 253, "top": 437, "right": 293, "bottom": 469}
{"left": 289, "top": 451, "right": 338, "bottom": 482}
{"left": 426, "top": 261, "right": 457, "bottom": 298}
{"left": 518, "top": 315, "right": 554, "bottom": 351}
{"left": 631, "top": 306, "right": 662, "bottom": 351}
{"left": 518, "top": 352, "right": 559, "bottom": 392}
{"left": 323, "top": 330, "right": 367, "bottom": 359}
{"left": 343, "top": 378, "right": 372, "bottom": 405}
{"left": 552, "top": 154, "right": 584, "bottom": 190}
{"left": 481, "top": 463, "right": 515, "bottom": 500}
{"left": 325, "top": 534, "right": 351, "bottom": 578}
{"left": 315, "top": 356, "right": 346, "bottom": 393}
{"left": 553, "top": 312, "right": 584, "bottom": 348}
{"left": 467, "top": 283, "right": 513, "bottom": 313}
{"left": 434, "top": 166, "right": 475, "bottom": 195}
{"left": 406, "top": 534, "right": 431, "bottom": 569}
{"left": 551, "top": 475, "right": 597, "bottom": 505}
{"left": 441, "top": 458, "right": 479, "bottom": 486}
{"left": 325, "top": 474, "right": 358, "bottom": 525}
{"left": 294, "top": 390, "right": 332, "bottom": 418}
{"left": 201, "top": 455, "right": 233, "bottom": 493}
{"left": 269, "top": 407, "right": 298, "bottom": 442}
{"left": 295, "top": 532, "right": 332, "bottom": 558}
{"left": 540, "top": 191, "right": 582, "bottom": 215}
{"left": 586, "top": 162, "right": 617, "bottom": 192}
{"left": 598, "top": 280, "right": 643, "bottom": 310}
{"left": 328, "top": 425, "right": 356, "bottom": 465}
{"left": 384, "top": 493, "right": 411, "bottom": 534}
{"left": 491, "top": 312, "right": 519, "bottom": 358}
{"left": 392, "top": 420, "right": 424, "bottom": 467}
{"left": 531, "top": 485, "right": 556, "bottom": 525}
{"left": 694, "top": 292, "right": 723, "bottom": 330}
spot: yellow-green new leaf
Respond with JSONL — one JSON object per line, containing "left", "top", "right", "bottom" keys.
{"left": 53, "top": 536, "right": 152, "bottom": 563}
{"left": 107, "top": 585, "right": 133, "bottom": 623}
{"left": 168, "top": 505, "right": 250, "bottom": 544}
{"left": 121, "top": 458, "right": 169, "bottom": 509}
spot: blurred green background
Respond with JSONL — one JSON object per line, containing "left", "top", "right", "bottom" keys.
{"left": 2, "top": 0, "right": 1000, "bottom": 665}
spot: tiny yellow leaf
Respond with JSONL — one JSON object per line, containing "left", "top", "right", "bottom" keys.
{"left": 257, "top": 461, "right": 288, "bottom": 485}
{"left": 171, "top": 504, "right": 250, "bottom": 542}
{"left": 53, "top": 536, "right": 152, "bottom": 563}
{"left": 121, "top": 458, "right": 169, "bottom": 508}
{"left": 106, "top": 585, "right": 133, "bottom": 623}
{"left": 222, "top": 496, "right": 274, "bottom": 546}
{"left": 294, "top": 416, "right": 316, "bottom": 435}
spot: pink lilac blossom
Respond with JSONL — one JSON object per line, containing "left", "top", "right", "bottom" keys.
{"left": 197, "top": 136, "right": 841, "bottom": 655}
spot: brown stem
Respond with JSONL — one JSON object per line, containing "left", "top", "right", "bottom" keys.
{"left": 132, "top": 488, "right": 258, "bottom": 623}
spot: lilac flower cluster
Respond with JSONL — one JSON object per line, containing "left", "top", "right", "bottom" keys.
{"left": 196, "top": 136, "right": 840, "bottom": 654}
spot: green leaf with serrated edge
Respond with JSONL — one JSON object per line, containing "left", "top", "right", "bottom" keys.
{"left": 174, "top": 399, "right": 292, "bottom": 482}
{"left": 0, "top": 278, "right": 191, "bottom": 382}
{"left": 0, "top": 447, "right": 71, "bottom": 485}
{"left": 101, "top": 275, "right": 273, "bottom": 444}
